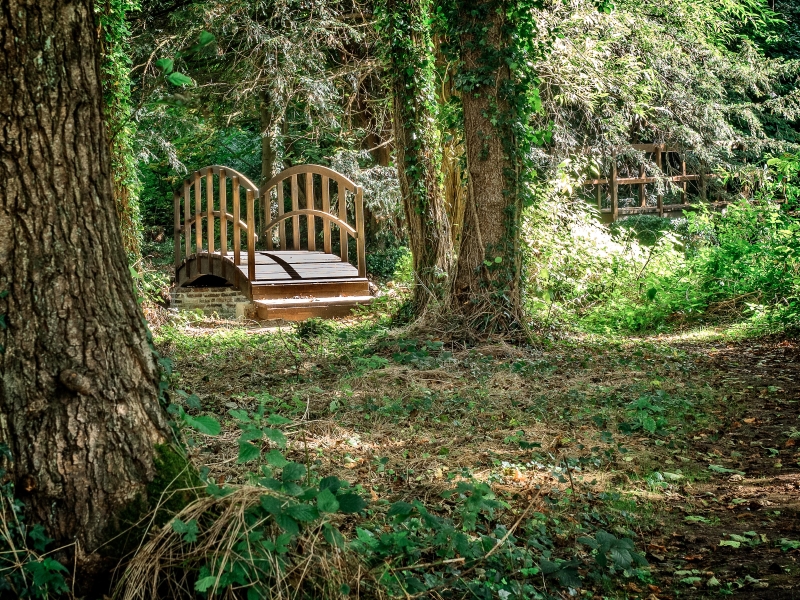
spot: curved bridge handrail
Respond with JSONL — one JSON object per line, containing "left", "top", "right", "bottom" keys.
{"left": 264, "top": 209, "right": 357, "bottom": 237}
{"left": 261, "top": 164, "right": 357, "bottom": 193}
{"left": 174, "top": 165, "right": 259, "bottom": 197}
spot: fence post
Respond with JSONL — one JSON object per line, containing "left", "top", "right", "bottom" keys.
{"left": 656, "top": 146, "right": 664, "bottom": 217}
{"left": 173, "top": 192, "right": 181, "bottom": 269}
{"left": 610, "top": 153, "right": 618, "bottom": 222}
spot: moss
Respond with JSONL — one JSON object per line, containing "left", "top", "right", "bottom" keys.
{"left": 108, "top": 444, "right": 201, "bottom": 557}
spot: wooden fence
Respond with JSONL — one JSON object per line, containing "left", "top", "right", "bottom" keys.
{"left": 582, "top": 144, "right": 726, "bottom": 222}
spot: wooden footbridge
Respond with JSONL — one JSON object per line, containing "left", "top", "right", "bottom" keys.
{"left": 173, "top": 164, "right": 372, "bottom": 320}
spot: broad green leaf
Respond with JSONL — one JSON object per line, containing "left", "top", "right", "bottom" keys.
{"left": 719, "top": 540, "right": 741, "bottom": 548}
{"left": 260, "top": 495, "right": 283, "bottom": 515}
{"left": 387, "top": 501, "right": 414, "bottom": 519}
{"left": 238, "top": 441, "right": 261, "bottom": 464}
{"left": 184, "top": 415, "right": 220, "bottom": 436}
{"left": 275, "top": 513, "right": 299, "bottom": 536}
{"left": 319, "top": 476, "right": 341, "bottom": 493}
{"left": 286, "top": 503, "right": 319, "bottom": 522}
{"left": 317, "top": 488, "right": 340, "bottom": 513}
{"left": 266, "top": 449, "right": 288, "bottom": 468}
{"left": 264, "top": 427, "right": 287, "bottom": 448}
{"left": 197, "top": 31, "right": 215, "bottom": 46}
{"left": 337, "top": 493, "right": 366, "bottom": 514}
{"left": 167, "top": 72, "right": 193, "bottom": 86}
{"left": 267, "top": 414, "right": 293, "bottom": 425}
{"left": 155, "top": 58, "right": 173, "bottom": 74}
{"left": 282, "top": 462, "right": 306, "bottom": 482}
{"left": 195, "top": 576, "right": 217, "bottom": 592}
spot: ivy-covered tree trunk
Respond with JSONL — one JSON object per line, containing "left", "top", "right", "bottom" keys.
{"left": 379, "top": 0, "right": 453, "bottom": 313}
{"left": 261, "top": 92, "right": 278, "bottom": 185}
{"left": 0, "top": 0, "right": 171, "bottom": 557}
{"left": 444, "top": 0, "right": 537, "bottom": 333}
{"left": 99, "top": 0, "right": 142, "bottom": 259}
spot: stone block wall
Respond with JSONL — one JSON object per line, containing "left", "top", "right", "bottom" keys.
{"left": 170, "top": 286, "right": 251, "bottom": 318}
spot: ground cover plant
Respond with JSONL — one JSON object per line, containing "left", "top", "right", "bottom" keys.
{"left": 105, "top": 312, "right": 799, "bottom": 598}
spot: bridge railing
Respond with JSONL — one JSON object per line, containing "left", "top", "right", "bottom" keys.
{"left": 173, "top": 164, "right": 366, "bottom": 281}
{"left": 173, "top": 166, "right": 258, "bottom": 280}
{"left": 260, "top": 165, "right": 366, "bottom": 278}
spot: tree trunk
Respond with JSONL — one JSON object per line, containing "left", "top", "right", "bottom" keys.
{"left": 0, "top": 0, "right": 172, "bottom": 557}
{"left": 449, "top": 1, "right": 525, "bottom": 333}
{"left": 261, "top": 93, "right": 277, "bottom": 186}
{"left": 381, "top": 0, "right": 453, "bottom": 313}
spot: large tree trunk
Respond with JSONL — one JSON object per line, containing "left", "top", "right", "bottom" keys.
{"left": 449, "top": 1, "right": 525, "bottom": 333}
{"left": 381, "top": 0, "right": 453, "bottom": 313}
{"left": 0, "top": 0, "right": 172, "bottom": 556}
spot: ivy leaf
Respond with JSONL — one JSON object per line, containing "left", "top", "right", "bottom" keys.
{"left": 337, "top": 493, "right": 366, "bottom": 514}
{"left": 317, "top": 489, "right": 340, "bottom": 513}
{"left": 237, "top": 441, "right": 261, "bottom": 464}
{"left": 184, "top": 415, "right": 220, "bottom": 436}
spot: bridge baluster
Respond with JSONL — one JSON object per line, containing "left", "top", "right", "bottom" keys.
{"left": 193, "top": 172, "right": 202, "bottom": 252}
{"left": 322, "top": 176, "right": 331, "bottom": 254}
{"left": 278, "top": 182, "right": 286, "bottom": 250}
{"left": 206, "top": 170, "right": 214, "bottom": 254}
{"left": 220, "top": 170, "right": 228, "bottom": 257}
{"left": 233, "top": 176, "right": 241, "bottom": 265}
{"left": 306, "top": 172, "right": 315, "bottom": 251}
{"left": 291, "top": 175, "right": 300, "bottom": 250}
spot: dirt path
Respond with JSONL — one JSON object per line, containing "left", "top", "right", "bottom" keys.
{"left": 648, "top": 337, "right": 800, "bottom": 598}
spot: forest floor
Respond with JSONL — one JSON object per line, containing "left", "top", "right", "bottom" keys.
{"left": 153, "top": 312, "right": 800, "bottom": 599}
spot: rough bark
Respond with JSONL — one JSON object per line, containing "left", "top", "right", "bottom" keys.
{"left": 382, "top": 0, "right": 453, "bottom": 313}
{"left": 0, "top": 0, "right": 172, "bottom": 555}
{"left": 450, "top": 3, "right": 524, "bottom": 332}
{"left": 260, "top": 93, "right": 277, "bottom": 187}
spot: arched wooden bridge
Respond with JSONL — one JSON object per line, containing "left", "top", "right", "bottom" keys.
{"left": 173, "top": 164, "right": 372, "bottom": 319}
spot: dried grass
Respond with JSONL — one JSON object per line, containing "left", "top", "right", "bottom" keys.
{"left": 116, "top": 486, "right": 378, "bottom": 600}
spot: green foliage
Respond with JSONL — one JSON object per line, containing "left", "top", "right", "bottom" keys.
{"left": 366, "top": 246, "right": 411, "bottom": 280}
{"left": 98, "top": 0, "right": 144, "bottom": 260}
{"left": 526, "top": 153, "right": 800, "bottom": 333}
{"left": 294, "top": 318, "right": 335, "bottom": 341}
{"left": 0, "top": 445, "right": 69, "bottom": 598}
